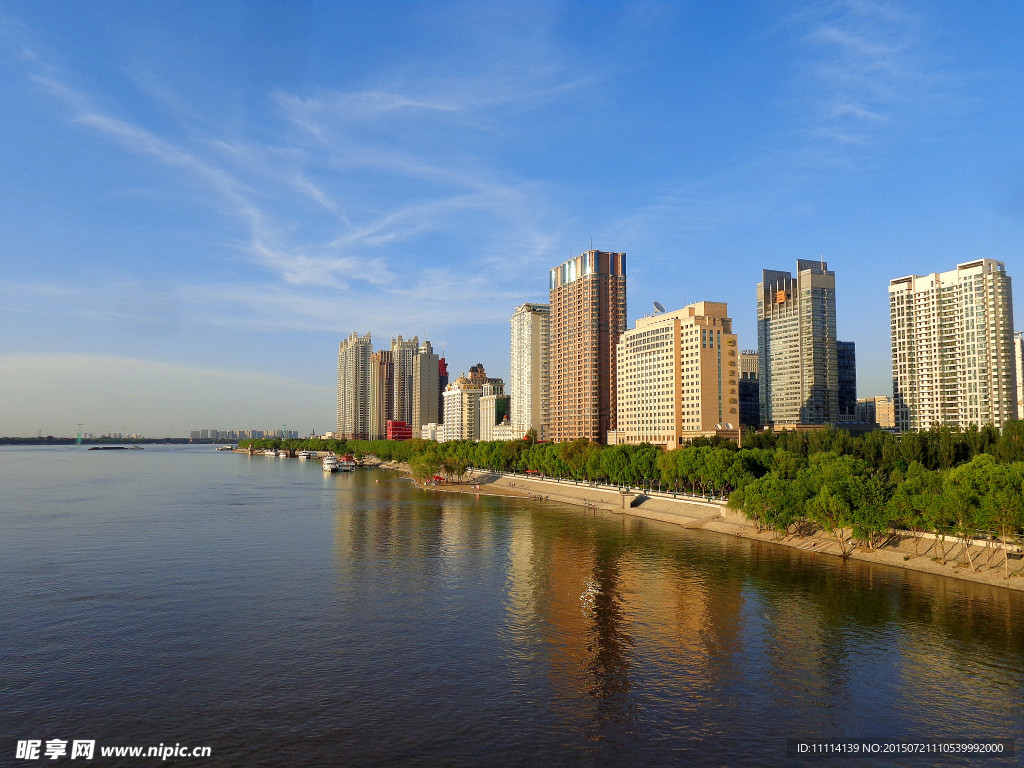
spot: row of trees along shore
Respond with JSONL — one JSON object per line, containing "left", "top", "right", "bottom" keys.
{"left": 240, "top": 421, "right": 1024, "bottom": 576}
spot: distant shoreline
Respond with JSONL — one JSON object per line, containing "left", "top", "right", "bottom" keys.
{"left": 377, "top": 462, "right": 1024, "bottom": 593}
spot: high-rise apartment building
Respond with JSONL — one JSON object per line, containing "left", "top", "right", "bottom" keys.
{"left": 411, "top": 341, "right": 440, "bottom": 431}
{"left": 368, "top": 350, "right": 394, "bottom": 440}
{"left": 510, "top": 303, "right": 550, "bottom": 440}
{"left": 337, "top": 332, "right": 373, "bottom": 439}
{"left": 889, "top": 259, "right": 1016, "bottom": 431}
{"left": 390, "top": 335, "right": 419, "bottom": 427}
{"left": 441, "top": 374, "right": 483, "bottom": 442}
{"left": 757, "top": 259, "right": 838, "bottom": 425}
{"left": 611, "top": 302, "right": 738, "bottom": 448}
{"left": 548, "top": 250, "right": 627, "bottom": 443}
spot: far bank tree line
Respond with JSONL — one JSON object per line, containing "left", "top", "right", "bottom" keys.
{"left": 241, "top": 422, "right": 1024, "bottom": 572}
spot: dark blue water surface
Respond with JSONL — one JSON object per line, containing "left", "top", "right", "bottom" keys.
{"left": 1, "top": 445, "right": 1022, "bottom": 767}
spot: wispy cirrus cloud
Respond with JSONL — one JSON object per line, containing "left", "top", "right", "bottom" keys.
{"left": 18, "top": 18, "right": 577, "bottom": 313}
{"left": 794, "top": 0, "right": 928, "bottom": 147}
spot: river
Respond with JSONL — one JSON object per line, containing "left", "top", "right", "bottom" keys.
{"left": 1, "top": 445, "right": 1021, "bottom": 766}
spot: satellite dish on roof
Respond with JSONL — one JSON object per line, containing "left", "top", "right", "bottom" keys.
{"left": 725, "top": 422, "right": 734, "bottom": 430}
{"left": 715, "top": 424, "right": 723, "bottom": 430}
{"left": 653, "top": 301, "right": 665, "bottom": 313}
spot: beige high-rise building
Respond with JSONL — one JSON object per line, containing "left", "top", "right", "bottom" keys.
{"left": 411, "top": 340, "right": 440, "bottom": 431}
{"left": 549, "top": 250, "right": 627, "bottom": 443}
{"left": 510, "top": 303, "right": 550, "bottom": 440}
{"left": 368, "top": 350, "right": 394, "bottom": 440}
{"left": 611, "top": 302, "right": 738, "bottom": 448}
{"left": 441, "top": 374, "right": 482, "bottom": 442}
{"left": 390, "top": 335, "right": 419, "bottom": 427}
{"left": 890, "top": 259, "right": 1016, "bottom": 431}
{"left": 757, "top": 260, "right": 838, "bottom": 425}
{"left": 1015, "top": 331, "right": 1024, "bottom": 420}
{"left": 336, "top": 332, "right": 373, "bottom": 439}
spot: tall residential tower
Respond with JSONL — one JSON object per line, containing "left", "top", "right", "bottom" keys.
{"left": 889, "top": 259, "right": 1016, "bottom": 431}
{"left": 510, "top": 302, "right": 550, "bottom": 440}
{"left": 548, "top": 250, "right": 626, "bottom": 443}
{"left": 336, "top": 332, "right": 373, "bottom": 440}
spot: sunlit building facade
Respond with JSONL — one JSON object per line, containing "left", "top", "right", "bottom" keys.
{"left": 368, "top": 350, "right": 394, "bottom": 440}
{"left": 337, "top": 331, "right": 373, "bottom": 440}
{"left": 890, "top": 259, "right": 1016, "bottom": 431}
{"left": 757, "top": 260, "right": 838, "bottom": 425}
{"left": 549, "top": 250, "right": 627, "bottom": 443}
{"left": 441, "top": 375, "right": 483, "bottom": 442}
{"left": 411, "top": 340, "right": 440, "bottom": 431}
{"left": 510, "top": 302, "right": 550, "bottom": 440}
{"left": 390, "top": 335, "right": 419, "bottom": 427}
{"left": 611, "top": 302, "right": 738, "bottom": 448}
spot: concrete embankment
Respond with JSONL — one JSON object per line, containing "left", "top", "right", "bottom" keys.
{"left": 377, "top": 463, "right": 1024, "bottom": 592}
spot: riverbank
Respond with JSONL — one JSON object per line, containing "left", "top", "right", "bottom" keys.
{"left": 378, "top": 461, "right": 1024, "bottom": 592}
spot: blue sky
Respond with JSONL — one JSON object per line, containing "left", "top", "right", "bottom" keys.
{"left": 1, "top": 0, "right": 1022, "bottom": 437}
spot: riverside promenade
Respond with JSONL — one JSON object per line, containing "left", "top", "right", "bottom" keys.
{"left": 396, "top": 464, "right": 1024, "bottom": 593}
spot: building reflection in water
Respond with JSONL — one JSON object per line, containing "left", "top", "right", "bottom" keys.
{"left": 330, "top": 474, "right": 1024, "bottom": 756}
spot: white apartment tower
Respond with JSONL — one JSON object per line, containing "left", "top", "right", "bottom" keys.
{"left": 510, "top": 303, "right": 550, "bottom": 440}
{"left": 890, "top": 259, "right": 1016, "bottom": 431}
{"left": 612, "top": 302, "right": 738, "bottom": 448}
{"left": 441, "top": 375, "right": 482, "bottom": 442}
{"left": 337, "top": 332, "right": 373, "bottom": 440}
{"left": 757, "top": 260, "right": 838, "bottom": 425}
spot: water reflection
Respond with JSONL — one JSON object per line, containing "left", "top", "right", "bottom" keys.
{"left": 329, "top": 472, "right": 1024, "bottom": 766}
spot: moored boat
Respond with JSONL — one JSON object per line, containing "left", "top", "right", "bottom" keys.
{"left": 322, "top": 454, "right": 339, "bottom": 472}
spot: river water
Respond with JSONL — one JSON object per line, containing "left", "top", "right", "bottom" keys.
{"left": 1, "top": 445, "right": 1021, "bottom": 767}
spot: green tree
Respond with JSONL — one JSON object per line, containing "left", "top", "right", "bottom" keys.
{"left": 409, "top": 452, "right": 440, "bottom": 484}
{"left": 983, "top": 462, "right": 1024, "bottom": 578}
{"left": 807, "top": 487, "right": 855, "bottom": 557}
{"left": 848, "top": 473, "right": 894, "bottom": 549}
{"left": 888, "top": 462, "right": 941, "bottom": 556}
{"left": 559, "top": 438, "right": 593, "bottom": 480}
{"left": 942, "top": 456, "right": 991, "bottom": 570}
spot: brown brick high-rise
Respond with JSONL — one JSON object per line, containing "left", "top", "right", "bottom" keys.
{"left": 548, "top": 250, "right": 627, "bottom": 443}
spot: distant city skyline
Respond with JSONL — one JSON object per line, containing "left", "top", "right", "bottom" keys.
{"left": 2, "top": 2, "right": 1023, "bottom": 436}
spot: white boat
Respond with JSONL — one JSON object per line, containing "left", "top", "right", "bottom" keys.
{"left": 262, "top": 449, "right": 276, "bottom": 456}
{"left": 297, "top": 450, "right": 318, "bottom": 460}
{"left": 278, "top": 450, "right": 290, "bottom": 458}
{"left": 322, "top": 455, "right": 339, "bottom": 472}
{"left": 338, "top": 457, "right": 356, "bottom": 472}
